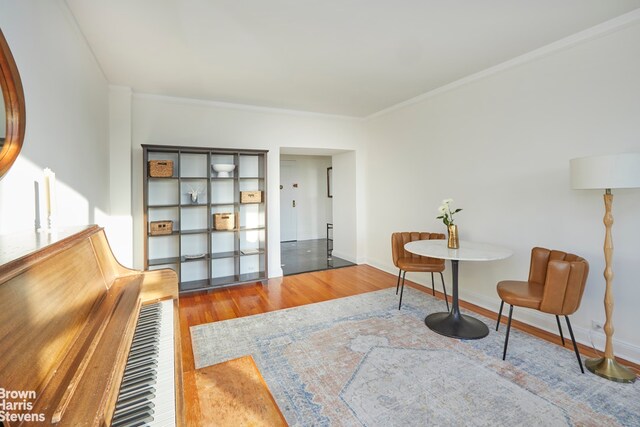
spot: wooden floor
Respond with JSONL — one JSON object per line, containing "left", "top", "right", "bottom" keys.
{"left": 179, "top": 265, "right": 393, "bottom": 373}
{"left": 179, "top": 264, "right": 639, "bottom": 423}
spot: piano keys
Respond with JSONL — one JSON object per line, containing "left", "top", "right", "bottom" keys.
{"left": 112, "top": 300, "right": 175, "bottom": 427}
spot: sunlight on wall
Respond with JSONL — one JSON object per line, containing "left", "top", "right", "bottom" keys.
{"left": 0, "top": 155, "right": 133, "bottom": 267}
{"left": 244, "top": 211, "right": 259, "bottom": 230}
{"left": 0, "top": 156, "right": 92, "bottom": 234}
{"left": 0, "top": 157, "right": 42, "bottom": 233}
{"left": 1, "top": 157, "right": 92, "bottom": 233}
{"left": 102, "top": 213, "right": 134, "bottom": 268}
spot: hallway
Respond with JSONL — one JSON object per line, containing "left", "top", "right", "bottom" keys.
{"left": 281, "top": 239, "right": 355, "bottom": 276}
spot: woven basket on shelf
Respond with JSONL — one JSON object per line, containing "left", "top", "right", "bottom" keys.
{"left": 213, "top": 213, "right": 235, "bottom": 230}
{"left": 148, "top": 160, "right": 174, "bottom": 177}
{"left": 150, "top": 220, "right": 173, "bottom": 235}
{"left": 240, "top": 191, "right": 263, "bottom": 204}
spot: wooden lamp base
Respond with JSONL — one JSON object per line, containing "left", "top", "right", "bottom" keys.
{"left": 589, "top": 191, "right": 637, "bottom": 384}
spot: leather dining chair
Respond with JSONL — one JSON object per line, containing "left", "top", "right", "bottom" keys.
{"left": 496, "top": 247, "right": 589, "bottom": 373}
{"left": 391, "top": 232, "right": 449, "bottom": 311}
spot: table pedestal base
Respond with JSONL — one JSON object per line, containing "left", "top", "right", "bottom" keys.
{"left": 425, "top": 312, "right": 489, "bottom": 340}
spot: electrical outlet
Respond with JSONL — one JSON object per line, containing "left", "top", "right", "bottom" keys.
{"left": 591, "top": 320, "right": 603, "bottom": 331}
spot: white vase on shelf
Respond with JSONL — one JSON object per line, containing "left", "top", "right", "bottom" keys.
{"left": 212, "top": 163, "right": 236, "bottom": 177}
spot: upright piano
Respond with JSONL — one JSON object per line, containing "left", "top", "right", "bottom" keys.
{"left": 0, "top": 225, "right": 184, "bottom": 426}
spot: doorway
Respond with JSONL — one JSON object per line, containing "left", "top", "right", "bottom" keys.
{"left": 279, "top": 155, "right": 355, "bottom": 276}
{"left": 280, "top": 160, "right": 297, "bottom": 242}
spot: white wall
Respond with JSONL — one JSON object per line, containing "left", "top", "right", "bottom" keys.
{"left": 108, "top": 86, "right": 133, "bottom": 267}
{"left": 131, "top": 95, "right": 366, "bottom": 276}
{"left": 332, "top": 151, "right": 358, "bottom": 263}
{"left": 0, "top": 1, "right": 110, "bottom": 236}
{"left": 365, "top": 22, "right": 640, "bottom": 362}
{"left": 280, "top": 155, "right": 332, "bottom": 241}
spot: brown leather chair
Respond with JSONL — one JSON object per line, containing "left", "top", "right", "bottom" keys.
{"left": 391, "top": 232, "right": 449, "bottom": 310}
{"left": 496, "top": 247, "right": 589, "bottom": 373}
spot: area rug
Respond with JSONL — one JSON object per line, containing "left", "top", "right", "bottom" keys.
{"left": 191, "top": 287, "right": 640, "bottom": 426}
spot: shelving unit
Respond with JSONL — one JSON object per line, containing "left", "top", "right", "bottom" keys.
{"left": 326, "top": 222, "right": 334, "bottom": 268}
{"left": 143, "top": 144, "right": 268, "bottom": 294}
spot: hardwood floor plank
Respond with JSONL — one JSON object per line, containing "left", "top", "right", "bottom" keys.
{"left": 179, "top": 264, "right": 639, "bottom": 424}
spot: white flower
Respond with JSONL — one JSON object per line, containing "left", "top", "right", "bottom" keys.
{"left": 436, "top": 198, "right": 462, "bottom": 226}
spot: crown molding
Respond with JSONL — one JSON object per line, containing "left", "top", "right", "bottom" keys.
{"left": 366, "top": 8, "right": 640, "bottom": 121}
{"left": 133, "top": 92, "right": 362, "bottom": 121}
{"left": 62, "top": 0, "right": 108, "bottom": 82}
{"left": 118, "top": 8, "right": 640, "bottom": 123}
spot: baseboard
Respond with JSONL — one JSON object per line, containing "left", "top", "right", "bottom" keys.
{"left": 364, "top": 259, "right": 640, "bottom": 365}
{"left": 366, "top": 258, "right": 397, "bottom": 276}
{"left": 462, "top": 290, "right": 640, "bottom": 365}
{"left": 331, "top": 250, "right": 357, "bottom": 264}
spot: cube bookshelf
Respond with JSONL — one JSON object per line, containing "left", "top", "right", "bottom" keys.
{"left": 143, "top": 144, "right": 267, "bottom": 293}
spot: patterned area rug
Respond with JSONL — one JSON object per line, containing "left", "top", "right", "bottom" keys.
{"left": 191, "top": 288, "right": 640, "bottom": 426}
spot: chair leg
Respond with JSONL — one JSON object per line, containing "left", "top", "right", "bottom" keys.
{"left": 565, "top": 316, "right": 584, "bottom": 374}
{"left": 396, "top": 269, "right": 402, "bottom": 295}
{"left": 439, "top": 272, "right": 449, "bottom": 312}
{"left": 502, "top": 305, "right": 514, "bottom": 361}
{"left": 430, "top": 272, "right": 436, "bottom": 296}
{"left": 398, "top": 271, "right": 407, "bottom": 310}
{"left": 496, "top": 300, "right": 504, "bottom": 331}
{"left": 555, "top": 315, "right": 565, "bottom": 346}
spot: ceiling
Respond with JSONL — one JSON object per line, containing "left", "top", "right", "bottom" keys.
{"left": 65, "top": 1, "right": 640, "bottom": 118}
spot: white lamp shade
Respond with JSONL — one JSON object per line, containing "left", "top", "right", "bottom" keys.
{"left": 570, "top": 152, "right": 640, "bottom": 190}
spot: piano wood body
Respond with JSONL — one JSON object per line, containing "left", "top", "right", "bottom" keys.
{"left": 0, "top": 225, "right": 184, "bottom": 426}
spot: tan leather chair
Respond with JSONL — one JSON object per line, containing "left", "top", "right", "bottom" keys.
{"left": 496, "top": 247, "right": 589, "bottom": 373}
{"left": 391, "top": 232, "right": 449, "bottom": 310}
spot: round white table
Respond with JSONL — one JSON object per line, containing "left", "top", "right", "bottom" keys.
{"left": 404, "top": 239, "right": 513, "bottom": 339}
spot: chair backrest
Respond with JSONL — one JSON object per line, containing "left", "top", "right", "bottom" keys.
{"left": 527, "top": 247, "right": 589, "bottom": 315}
{"left": 391, "top": 232, "right": 445, "bottom": 267}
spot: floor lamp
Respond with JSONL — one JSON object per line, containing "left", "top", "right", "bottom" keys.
{"left": 570, "top": 152, "right": 640, "bottom": 383}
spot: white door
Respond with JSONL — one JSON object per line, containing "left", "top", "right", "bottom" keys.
{"left": 280, "top": 161, "right": 297, "bottom": 242}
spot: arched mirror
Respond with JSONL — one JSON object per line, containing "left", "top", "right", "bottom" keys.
{"left": 0, "top": 28, "right": 26, "bottom": 179}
